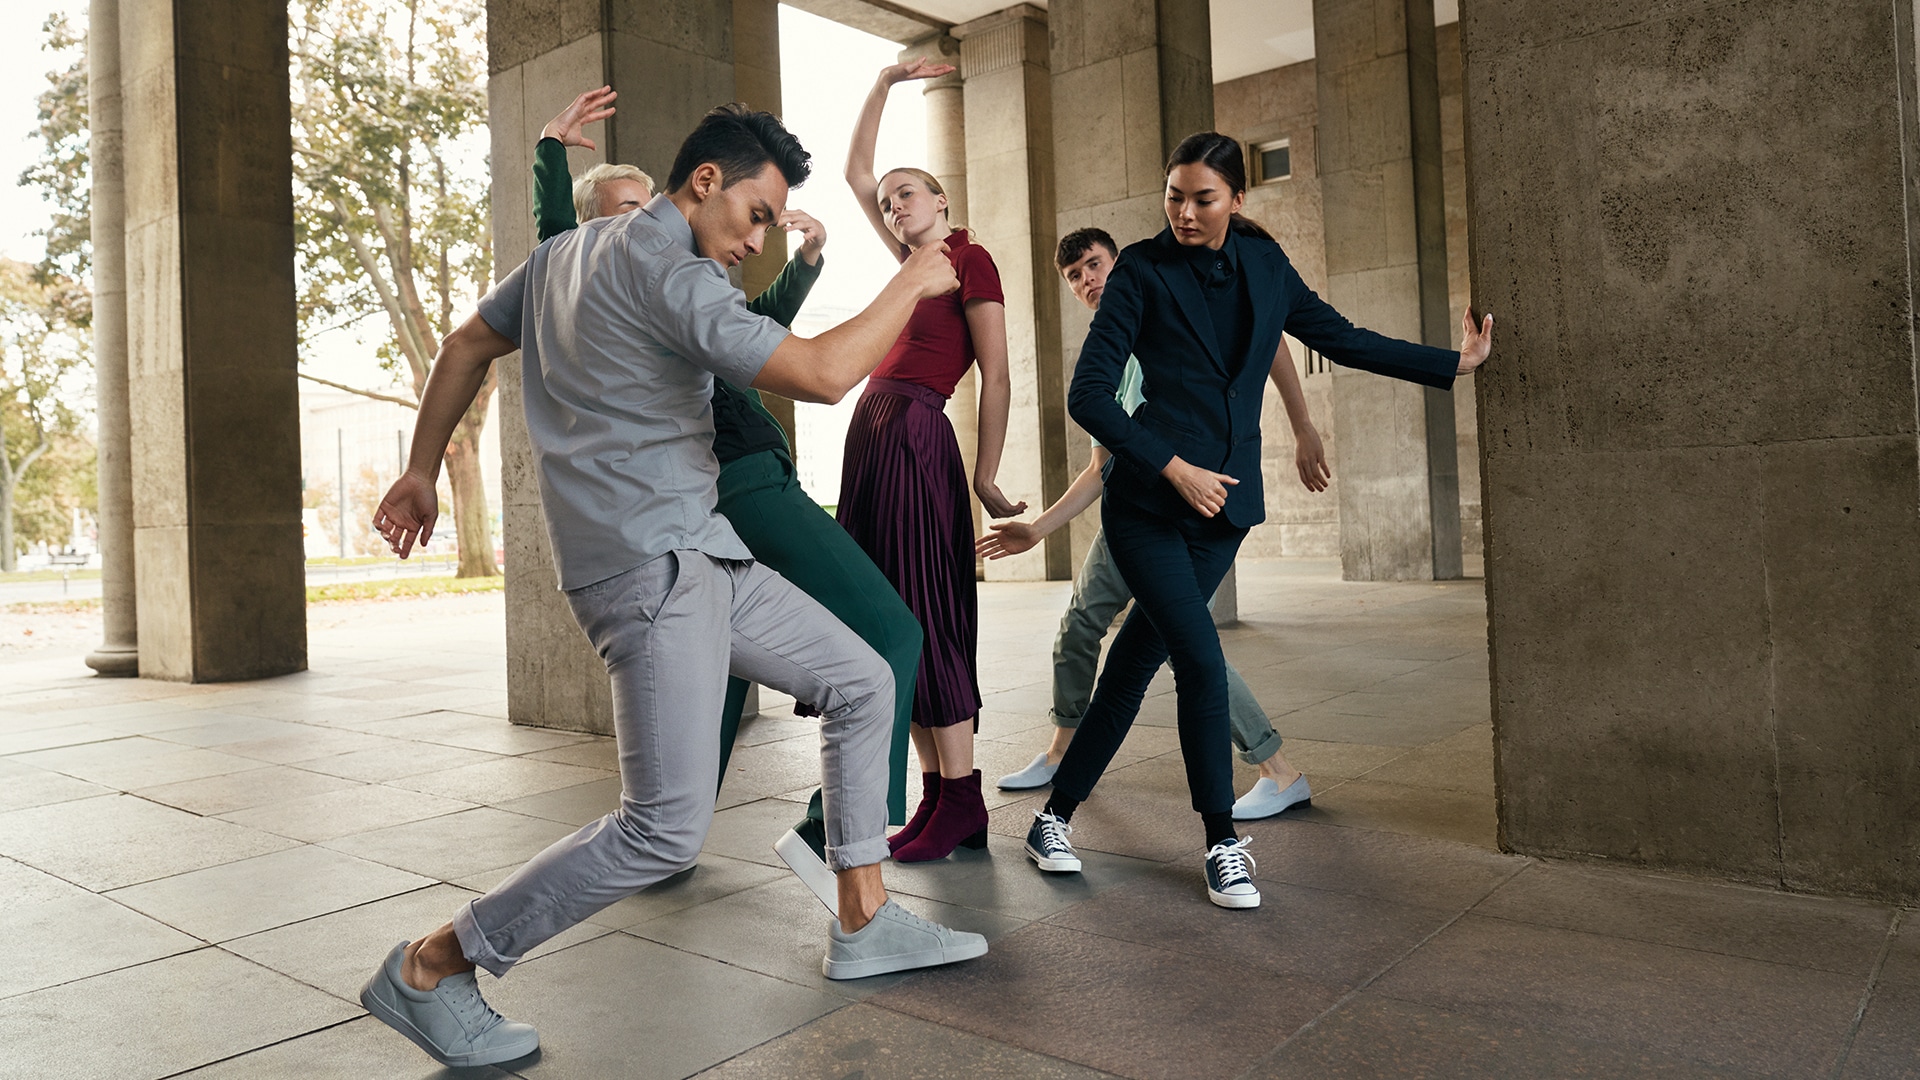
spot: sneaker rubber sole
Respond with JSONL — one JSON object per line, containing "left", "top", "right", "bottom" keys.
{"left": 1206, "top": 886, "right": 1261, "bottom": 910}
{"left": 822, "top": 935, "right": 989, "bottom": 980}
{"left": 773, "top": 828, "right": 839, "bottom": 917}
{"left": 1025, "top": 842, "right": 1082, "bottom": 873}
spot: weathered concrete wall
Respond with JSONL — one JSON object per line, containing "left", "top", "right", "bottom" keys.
{"left": 1214, "top": 59, "right": 1340, "bottom": 559}
{"left": 1315, "top": 0, "right": 1463, "bottom": 583}
{"left": 1466, "top": 0, "right": 1920, "bottom": 901}
{"left": 121, "top": 0, "right": 307, "bottom": 681}
{"left": 1050, "top": 0, "right": 1214, "bottom": 572}
{"left": 959, "top": 5, "right": 1068, "bottom": 581}
{"left": 1435, "top": 20, "right": 1478, "bottom": 557}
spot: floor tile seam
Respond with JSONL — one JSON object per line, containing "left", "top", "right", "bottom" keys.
{"left": 213, "top": 881, "right": 460, "bottom": 954}
{"left": 857, "top": 998, "right": 1139, "bottom": 1079}
{"left": 0, "top": 939, "right": 212, "bottom": 1004}
{"left": 149, "top": 1014, "right": 367, "bottom": 1080}
{"left": 1454, "top": 907, "right": 1902, "bottom": 983}
{"left": 1828, "top": 907, "right": 1904, "bottom": 1080}
{"left": 665, "top": 999, "right": 866, "bottom": 1079}
{"left": 1234, "top": 860, "right": 1526, "bottom": 1075}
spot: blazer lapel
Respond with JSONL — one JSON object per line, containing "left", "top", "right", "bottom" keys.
{"left": 1149, "top": 234, "right": 1226, "bottom": 373}
{"left": 1242, "top": 239, "right": 1279, "bottom": 375}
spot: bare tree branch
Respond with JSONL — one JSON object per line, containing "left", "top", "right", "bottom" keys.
{"left": 297, "top": 370, "right": 420, "bottom": 409}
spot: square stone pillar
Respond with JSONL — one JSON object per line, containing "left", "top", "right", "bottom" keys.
{"left": 488, "top": 0, "right": 764, "bottom": 732}
{"left": 1050, "top": 0, "right": 1213, "bottom": 573}
{"left": 1467, "top": 0, "right": 1920, "bottom": 901}
{"left": 955, "top": 4, "right": 1068, "bottom": 581}
{"left": 121, "top": 0, "right": 306, "bottom": 681}
{"left": 1314, "top": 0, "right": 1463, "bottom": 582}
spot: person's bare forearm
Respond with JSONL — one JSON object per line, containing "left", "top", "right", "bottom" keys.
{"left": 752, "top": 275, "right": 922, "bottom": 404}
{"left": 1268, "top": 337, "right": 1313, "bottom": 433}
{"left": 973, "top": 362, "right": 1012, "bottom": 489}
{"left": 405, "top": 326, "right": 504, "bottom": 479}
{"left": 845, "top": 78, "right": 888, "bottom": 189}
{"left": 1023, "top": 455, "right": 1105, "bottom": 540}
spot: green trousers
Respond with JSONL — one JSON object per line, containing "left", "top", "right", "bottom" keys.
{"left": 715, "top": 449, "right": 920, "bottom": 825}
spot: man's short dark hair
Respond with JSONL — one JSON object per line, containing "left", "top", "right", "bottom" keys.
{"left": 666, "top": 103, "right": 811, "bottom": 194}
{"left": 1056, "top": 227, "right": 1118, "bottom": 269}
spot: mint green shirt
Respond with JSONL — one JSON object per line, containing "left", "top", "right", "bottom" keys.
{"left": 1090, "top": 355, "right": 1145, "bottom": 450}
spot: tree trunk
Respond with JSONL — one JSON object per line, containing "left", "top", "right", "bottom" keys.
{"left": 443, "top": 421, "right": 495, "bottom": 578}
{"left": 0, "top": 479, "right": 14, "bottom": 573}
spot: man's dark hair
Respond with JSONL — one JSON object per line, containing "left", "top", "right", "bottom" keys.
{"left": 1056, "top": 227, "right": 1118, "bottom": 269}
{"left": 666, "top": 103, "right": 811, "bottom": 194}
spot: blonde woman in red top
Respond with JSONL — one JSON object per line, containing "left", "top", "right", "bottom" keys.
{"left": 840, "top": 58, "right": 1026, "bottom": 862}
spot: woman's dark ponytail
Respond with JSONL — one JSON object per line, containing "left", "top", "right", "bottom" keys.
{"left": 1166, "top": 131, "right": 1275, "bottom": 242}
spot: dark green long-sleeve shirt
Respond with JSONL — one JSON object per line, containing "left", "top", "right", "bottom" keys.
{"left": 533, "top": 137, "right": 819, "bottom": 462}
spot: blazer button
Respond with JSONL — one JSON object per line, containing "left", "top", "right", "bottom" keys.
{"left": 1228, "top": 388, "right": 1239, "bottom": 399}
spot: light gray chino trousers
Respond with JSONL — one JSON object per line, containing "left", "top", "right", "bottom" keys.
{"left": 1050, "top": 529, "right": 1284, "bottom": 765}
{"left": 454, "top": 550, "right": 893, "bottom": 977}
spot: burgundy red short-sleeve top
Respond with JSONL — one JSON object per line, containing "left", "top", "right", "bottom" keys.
{"left": 870, "top": 229, "right": 1004, "bottom": 398}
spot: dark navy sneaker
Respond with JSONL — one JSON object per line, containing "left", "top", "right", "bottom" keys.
{"left": 1204, "top": 836, "right": 1260, "bottom": 909}
{"left": 1025, "top": 809, "right": 1082, "bottom": 872}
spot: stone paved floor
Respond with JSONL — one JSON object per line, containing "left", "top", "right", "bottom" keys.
{"left": 1, "top": 558, "right": 1914, "bottom": 1079}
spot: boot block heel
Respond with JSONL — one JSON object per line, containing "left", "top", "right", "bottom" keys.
{"left": 959, "top": 828, "right": 989, "bottom": 850}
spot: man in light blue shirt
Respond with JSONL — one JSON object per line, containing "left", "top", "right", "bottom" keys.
{"left": 358, "top": 105, "right": 985, "bottom": 1069}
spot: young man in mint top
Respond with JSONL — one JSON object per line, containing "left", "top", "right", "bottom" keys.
{"left": 979, "top": 227, "right": 1324, "bottom": 821}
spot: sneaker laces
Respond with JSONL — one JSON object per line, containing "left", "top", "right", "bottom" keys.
{"left": 1035, "top": 811, "right": 1074, "bottom": 853}
{"left": 1208, "top": 836, "right": 1256, "bottom": 888}
{"left": 875, "top": 900, "right": 947, "bottom": 938}
{"left": 443, "top": 976, "right": 506, "bottom": 1039}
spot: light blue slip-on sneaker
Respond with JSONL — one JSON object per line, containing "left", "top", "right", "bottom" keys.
{"left": 359, "top": 941, "right": 539, "bottom": 1068}
{"left": 1231, "top": 773, "right": 1312, "bottom": 821}
{"left": 823, "top": 900, "right": 988, "bottom": 980}
{"left": 997, "top": 752, "right": 1059, "bottom": 790}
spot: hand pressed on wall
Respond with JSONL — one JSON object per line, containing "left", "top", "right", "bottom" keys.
{"left": 1457, "top": 308, "right": 1494, "bottom": 374}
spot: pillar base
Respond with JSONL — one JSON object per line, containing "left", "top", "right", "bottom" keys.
{"left": 84, "top": 644, "right": 139, "bottom": 677}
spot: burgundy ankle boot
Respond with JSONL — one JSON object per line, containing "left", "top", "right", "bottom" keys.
{"left": 888, "top": 771, "right": 943, "bottom": 854}
{"left": 893, "top": 770, "right": 989, "bottom": 862}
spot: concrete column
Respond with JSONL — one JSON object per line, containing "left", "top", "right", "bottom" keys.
{"left": 1050, "top": 0, "right": 1214, "bottom": 574}
{"left": 488, "top": 0, "right": 743, "bottom": 733}
{"left": 1314, "top": 0, "right": 1462, "bottom": 582}
{"left": 84, "top": 0, "right": 136, "bottom": 677}
{"left": 1467, "top": 0, "right": 1920, "bottom": 902}
{"left": 733, "top": 0, "right": 793, "bottom": 452}
{"left": 120, "top": 0, "right": 306, "bottom": 681}
{"left": 954, "top": 4, "right": 1067, "bottom": 581}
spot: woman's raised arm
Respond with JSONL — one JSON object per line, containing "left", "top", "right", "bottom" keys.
{"left": 845, "top": 59, "right": 953, "bottom": 256}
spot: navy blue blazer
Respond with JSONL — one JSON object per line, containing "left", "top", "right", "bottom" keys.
{"left": 1068, "top": 227, "right": 1461, "bottom": 527}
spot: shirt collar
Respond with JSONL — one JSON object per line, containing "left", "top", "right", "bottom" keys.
{"left": 641, "top": 194, "right": 697, "bottom": 255}
{"left": 1181, "top": 228, "right": 1239, "bottom": 272}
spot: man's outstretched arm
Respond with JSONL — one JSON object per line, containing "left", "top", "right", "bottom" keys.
{"left": 372, "top": 312, "right": 517, "bottom": 558}
{"left": 749, "top": 241, "right": 956, "bottom": 404}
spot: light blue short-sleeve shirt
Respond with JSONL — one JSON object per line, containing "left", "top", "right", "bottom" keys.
{"left": 1088, "top": 355, "right": 1146, "bottom": 451}
{"left": 477, "top": 196, "right": 790, "bottom": 590}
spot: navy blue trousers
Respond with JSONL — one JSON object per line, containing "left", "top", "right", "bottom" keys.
{"left": 1050, "top": 493, "right": 1248, "bottom": 816}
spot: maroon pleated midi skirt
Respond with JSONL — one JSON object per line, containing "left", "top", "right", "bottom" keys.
{"left": 836, "top": 377, "right": 981, "bottom": 728}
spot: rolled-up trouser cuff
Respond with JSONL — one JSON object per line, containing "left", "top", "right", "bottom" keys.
{"left": 1048, "top": 707, "right": 1084, "bottom": 730}
{"left": 452, "top": 898, "right": 522, "bottom": 979}
{"left": 826, "top": 834, "right": 891, "bottom": 870}
{"left": 1235, "top": 726, "right": 1284, "bottom": 765}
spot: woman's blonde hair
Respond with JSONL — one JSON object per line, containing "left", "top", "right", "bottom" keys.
{"left": 876, "top": 167, "right": 948, "bottom": 218}
{"left": 573, "top": 163, "right": 656, "bottom": 222}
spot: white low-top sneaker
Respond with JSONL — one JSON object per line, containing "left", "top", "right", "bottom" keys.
{"left": 1204, "top": 836, "right": 1260, "bottom": 909}
{"left": 359, "top": 941, "right": 539, "bottom": 1067}
{"left": 1231, "top": 773, "right": 1312, "bottom": 820}
{"left": 773, "top": 825, "right": 838, "bottom": 917}
{"left": 998, "top": 753, "right": 1059, "bottom": 790}
{"left": 1025, "top": 809, "right": 1082, "bottom": 872}
{"left": 823, "top": 899, "right": 988, "bottom": 980}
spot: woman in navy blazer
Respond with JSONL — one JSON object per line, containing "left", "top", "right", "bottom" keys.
{"left": 1023, "top": 133, "right": 1493, "bottom": 909}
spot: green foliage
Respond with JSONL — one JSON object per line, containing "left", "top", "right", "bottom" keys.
{"left": 291, "top": 0, "right": 491, "bottom": 380}
{"left": 19, "top": 15, "right": 91, "bottom": 328}
{"left": 0, "top": 260, "right": 92, "bottom": 563}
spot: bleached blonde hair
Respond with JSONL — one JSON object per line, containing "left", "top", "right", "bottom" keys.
{"left": 573, "top": 163, "right": 656, "bottom": 222}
